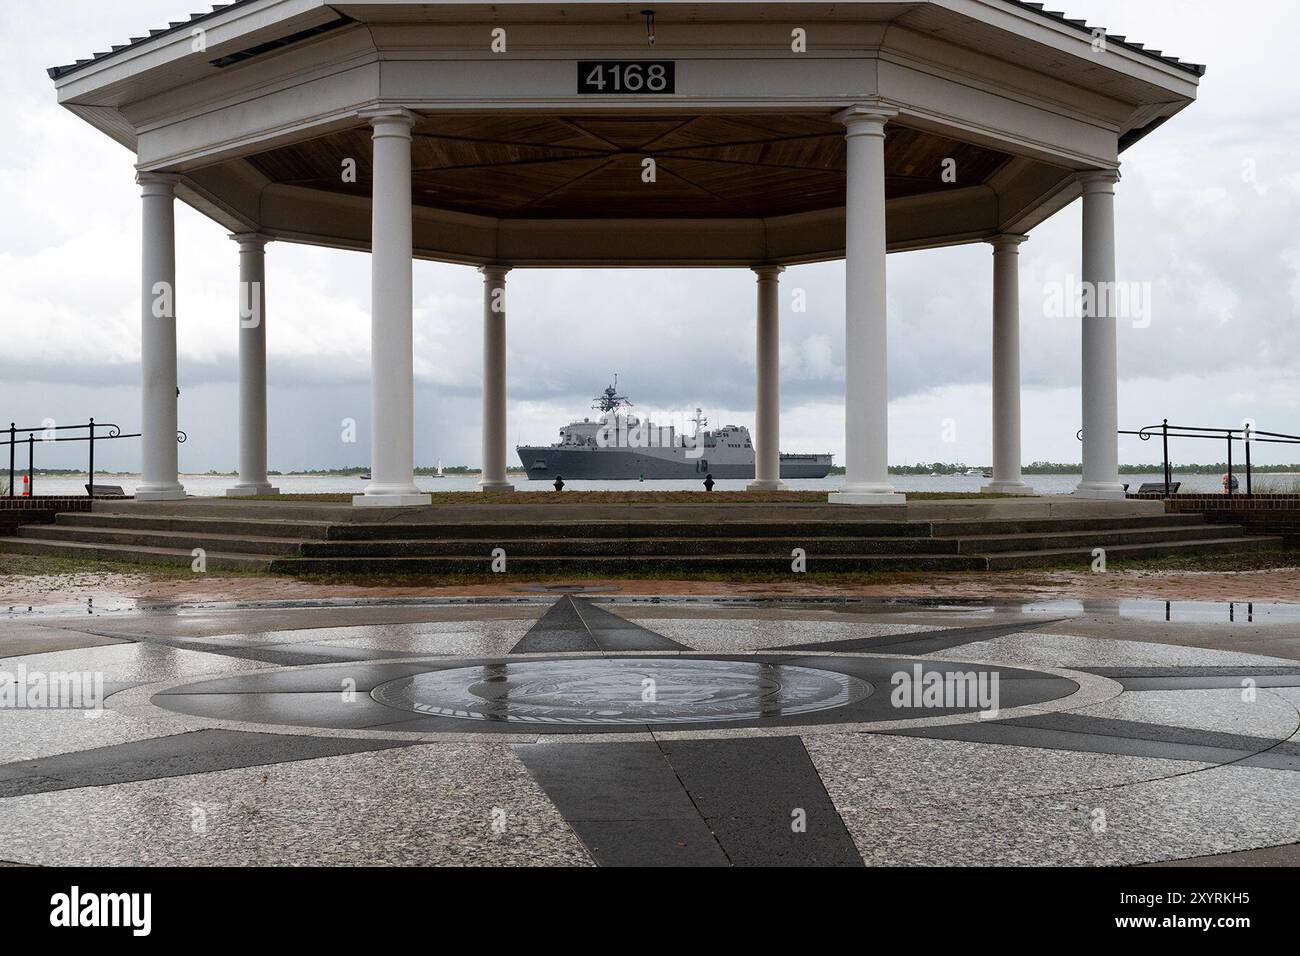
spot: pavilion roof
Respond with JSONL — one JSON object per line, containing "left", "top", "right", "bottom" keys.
{"left": 1008, "top": 0, "right": 1205, "bottom": 77}
{"left": 49, "top": 2, "right": 252, "bottom": 80}
{"left": 47, "top": 0, "right": 1206, "bottom": 82}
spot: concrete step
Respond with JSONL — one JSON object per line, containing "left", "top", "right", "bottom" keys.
{"left": 61, "top": 510, "right": 934, "bottom": 540}
{"left": 0, "top": 536, "right": 272, "bottom": 571}
{"left": 58, "top": 509, "right": 1212, "bottom": 543}
{"left": 321, "top": 513, "right": 1208, "bottom": 541}
{"left": 926, "top": 513, "right": 1207, "bottom": 537}
{"left": 293, "top": 523, "right": 1239, "bottom": 558}
{"left": 269, "top": 553, "right": 991, "bottom": 575}
{"left": 953, "top": 523, "right": 1244, "bottom": 554}
{"left": 56, "top": 511, "right": 333, "bottom": 539}
{"left": 297, "top": 535, "right": 964, "bottom": 558}
{"left": 85, "top": 496, "right": 1172, "bottom": 523}
{"left": 982, "top": 535, "right": 1284, "bottom": 570}
{"left": 1, "top": 526, "right": 1275, "bottom": 575}
{"left": 18, "top": 524, "right": 306, "bottom": 557}
{"left": 322, "top": 520, "right": 938, "bottom": 541}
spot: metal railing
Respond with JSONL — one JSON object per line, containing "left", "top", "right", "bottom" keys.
{"left": 1086, "top": 419, "right": 1300, "bottom": 499}
{"left": 3, "top": 420, "right": 186, "bottom": 498}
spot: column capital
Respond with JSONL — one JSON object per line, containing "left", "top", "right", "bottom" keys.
{"left": 359, "top": 106, "right": 418, "bottom": 132}
{"left": 229, "top": 232, "right": 272, "bottom": 248}
{"left": 136, "top": 171, "right": 180, "bottom": 195}
{"left": 752, "top": 264, "right": 785, "bottom": 279}
{"left": 479, "top": 264, "right": 511, "bottom": 282}
{"left": 987, "top": 233, "right": 1028, "bottom": 251}
{"left": 1077, "top": 168, "right": 1121, "bottom": 192}
{"left": 834, "top": 102, "right": 898, "bottom": 133}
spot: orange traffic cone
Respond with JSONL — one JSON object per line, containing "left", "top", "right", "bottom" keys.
{"left": 21, "top": 475, "right": 30, "bottom": 497}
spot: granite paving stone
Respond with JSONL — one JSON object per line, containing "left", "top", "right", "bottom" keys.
{"left": 639, "top": 618, "right": 951, "bottom": 652}
{"left": 0, "top": 729, "right": 416, "bottom": 797}
{"left": 4, "top": 594, "right": 1297, "bottom": 866}
{"left": 0, "top": 742, "right": 590, "bottom": 866}
{"left": 939, "top": 631, "right": 1299, "bottom": 670}
{"left": 1072, "top": 687, "right": 1299, "bottom": 740}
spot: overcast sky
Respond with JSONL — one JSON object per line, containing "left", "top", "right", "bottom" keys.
{"left": 4, "top": 1, "right": 1298, "bottom": 473}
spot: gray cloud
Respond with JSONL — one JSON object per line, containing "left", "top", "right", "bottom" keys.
{"left": 6, "top": 1, "right": 1299, "bottom": 473}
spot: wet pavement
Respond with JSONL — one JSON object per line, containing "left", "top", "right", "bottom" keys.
{"left": 0, "top": 593, "right": 1297, "bottom": 866}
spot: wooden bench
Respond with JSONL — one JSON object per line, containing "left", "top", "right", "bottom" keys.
{"left": 1136, "top": 482, "right": 1180, "bottom": 494}
{"left": 85, "top": 484, "right": 127, "bottom": 498}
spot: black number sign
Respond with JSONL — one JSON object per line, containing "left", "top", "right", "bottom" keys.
{"left": 577, "top": 61, "right": 675, "bottom": 94}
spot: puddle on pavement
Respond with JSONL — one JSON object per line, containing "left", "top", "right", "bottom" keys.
{"left": 1018, "top": 598, "right": 1300, "bottom": 624}
{"left": 2, "top": 596, "right": 139, "bottom": 618}
{"left": 4, "top": 594, "right": 1298, "bottom": 627}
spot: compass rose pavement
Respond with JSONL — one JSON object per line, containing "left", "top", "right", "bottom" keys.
{"left": 0, "top": 595, "right": 1298, "bottom": 867}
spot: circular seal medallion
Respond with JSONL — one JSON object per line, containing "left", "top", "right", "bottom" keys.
{"left": 371, "top": 658, "right": 871, "bottom": 725}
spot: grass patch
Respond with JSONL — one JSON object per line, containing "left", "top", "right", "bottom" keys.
{"left": 1250, "top": 476, "right": 1300, "bottom": 494}
{"left": 4, "top": 545, "right": 1293, "bottom": 591}
{"left": 264, "top": 549, "right": 1300, "bottom": 586}
{"left": 1095, "top": 549, "right": 1300, "bottom": 574}
{"left": 0, "top": 552, "right": 270, "bottom": 581}
{"left": 278, "top": 567, "right": 942, "bottom": 588}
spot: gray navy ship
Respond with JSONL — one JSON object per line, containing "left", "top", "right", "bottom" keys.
{"left": 517, "top": 381, "right": 833, "bottom": 480}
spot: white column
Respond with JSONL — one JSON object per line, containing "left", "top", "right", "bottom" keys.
{"left": 982, "top": 235, "right": 1033, "bottom": 495}
{"left": 135, "top": 173, "right": 186, "bottom": 501}
{"left": 354, "top": 109, "right": 430, "bottom": 507}
{"left": 1074, "top": 169, "right": 1126, "bottom": 500}
{"left": 748, "top": 265, "right": 785, "bottom": 491}
{"left": 829, "top": 105, "right": 905, "bottom": 506}
{"left": 480, "top": 265, "right": 514, "bottom": 491}
{"left": 227, "top": 234, "right": 278, "bottom": 497}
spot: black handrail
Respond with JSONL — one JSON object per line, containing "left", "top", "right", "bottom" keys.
{"left": 2, "top": 420, "right": 186, "bottom": 498}
{"left": 1078, "top": 419, "right": 1300, "bottom": 499}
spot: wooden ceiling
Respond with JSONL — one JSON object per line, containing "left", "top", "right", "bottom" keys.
{"left": 246, "top": 113, "right": 1013, "bottom": 219}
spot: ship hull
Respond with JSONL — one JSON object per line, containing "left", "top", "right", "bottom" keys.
{"left": 516, "top": 446, "right": 832, "bottom": 480}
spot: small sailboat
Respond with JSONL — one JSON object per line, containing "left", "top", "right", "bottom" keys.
{"left": 432, "top": 459, "right": 446, "bottom": 479}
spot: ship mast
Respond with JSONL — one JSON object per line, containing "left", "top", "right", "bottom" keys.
{"left": 690, "top": 407, "right": 708, "bottom": 439}
{"left": 592, "top": 374, "right": 631, "bottom": 414}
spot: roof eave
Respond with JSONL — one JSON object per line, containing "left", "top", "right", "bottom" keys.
{"left": 48, "top": 0, "right": 1206, "bottom": 85}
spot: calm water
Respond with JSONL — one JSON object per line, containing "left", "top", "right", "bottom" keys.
{"left": 24, "top": 471, "right": 1248, "bottom": 497}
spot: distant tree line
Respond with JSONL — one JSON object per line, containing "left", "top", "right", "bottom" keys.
{"left": 282, "top": 465, "right": 526, "bottom": 475}
{"left": 884, "top": 462, "right": 1300, "bottom": 476}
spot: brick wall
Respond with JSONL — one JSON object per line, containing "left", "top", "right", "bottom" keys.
{"left": 1129, "top": 493, "right": 1300, "bottom": 543}
{"left": 0, "top": 497, "right": 93, "bottom": 535}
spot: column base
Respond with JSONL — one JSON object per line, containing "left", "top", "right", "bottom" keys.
{"left": 352, "top": 493, "right": 432, "bottom": 508}
{"left": 829, "top": 486, "right": 907, "bottom": 506}
{"left": 134, "top": 484, "right": 187, "bottom": 501}
{"left": 479, "top": 481, "right": 515, "bottom": 492}
{"left": 226, "top": 483, "right": 279, "bottom": 498}
{"left": 981, "top": 481, "right": 1035, "bottom": 496}
{"left": 1073, "top": 481, "right": 1128, "bottom": 500}
{"left": 747, "top": 479, "right": 787, "bottom": 492}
